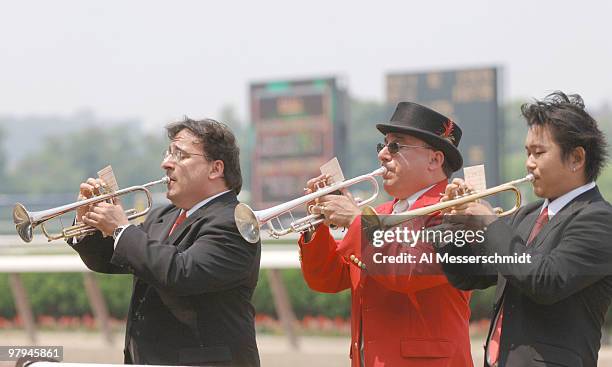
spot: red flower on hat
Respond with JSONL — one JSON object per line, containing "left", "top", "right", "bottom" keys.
{"left": 440, "top": 120, "right": 456, "bottom": 144}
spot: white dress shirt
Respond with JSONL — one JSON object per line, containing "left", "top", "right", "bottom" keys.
{"left": 392, "top": 184, "right": 436, "bottom": 214}
{"left": 540, "top": 182, "right": 596, "bottom": 217}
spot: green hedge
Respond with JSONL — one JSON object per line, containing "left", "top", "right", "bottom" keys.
{"left": 0, "top": 270, "right": 350, "bottom": 320}
{"left": 253, "top": 270, "right": 351, "bottom": 319}
{"left": 0, "top": 273, "right": 131, "bottom": 318}
{"left": 2, "top": 271, "right": 608, "bottom": 325}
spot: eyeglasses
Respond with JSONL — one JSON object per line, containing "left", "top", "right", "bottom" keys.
{"left": 376, "top": 142, "right": 431, "bottom": 154}
{"left": 162, "top": 148, "right": 206, "bottom": 163}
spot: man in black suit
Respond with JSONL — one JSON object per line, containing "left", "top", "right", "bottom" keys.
{"left": 439, "top": 91, "right": 612, "bottom": 367}
{"left": 71, "top": 118, "right": 261, "bottom": 366}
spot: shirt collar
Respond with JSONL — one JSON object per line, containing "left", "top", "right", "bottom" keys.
{"left": 541, "top": 182, "right": 596, "bottom": 217}
{"left": 185, "top": 190, "right": 231, "bottom": 217}
{"left": 392, "top": 184, "right": 436, "bottom": 214}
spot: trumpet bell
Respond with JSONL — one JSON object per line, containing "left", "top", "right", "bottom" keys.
{"left": 361, "top": 205, "right": 378, "bottom": 218}
{"left": 13, "top": 203, "right": 34, "bottom": 243}
{"left": 360, "top": 205, "right": 383, "bottom": 239}
{"left": 235, "top": 203, "right": 260, "bottom": 244}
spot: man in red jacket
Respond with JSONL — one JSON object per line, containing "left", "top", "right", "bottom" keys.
{"left": 300, "top": 102, "right": 473, "bottom": 367}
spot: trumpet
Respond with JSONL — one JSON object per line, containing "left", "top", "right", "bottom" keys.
{"left": 362, "top": 174, "right": 534, "bottom": 230}
{"left": 13, "top": 177, "right": 170, "bottom": 243}
{"left": 235, "top": 167, "right": 386, "bottom": 243}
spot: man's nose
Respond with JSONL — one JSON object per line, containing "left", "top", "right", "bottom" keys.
{"left": 161, "top": 158, "right": 174, "bottom": 170}
{"left": 526, "top": 155, "right": 536, "bottom": 172}
{"left": 378, "top": 146, "right": 391, "bottom": 162}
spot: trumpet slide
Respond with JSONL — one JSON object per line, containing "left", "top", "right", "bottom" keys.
{"left": 235, "top": 167, "right": 386, "bottom": 243}
{"left": 13, "top": 177, "right": 170, "bottom": 243}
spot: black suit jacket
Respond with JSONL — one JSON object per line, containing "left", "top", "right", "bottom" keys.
{"left": 440, "top": 187, "right": 612, "bottom": 367}
{"left": 71, "top": 191, "right": 261, "bottom": 366}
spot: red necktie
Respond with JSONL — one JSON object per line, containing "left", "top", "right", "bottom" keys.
{"left": 487, "top": 207, "right": 549, "bottom": 366}
{"left": 526, "top": 207, "right": 549, "bottom": 245}
{"left": 169, "top": 211, "right": 187, "bottom": 236}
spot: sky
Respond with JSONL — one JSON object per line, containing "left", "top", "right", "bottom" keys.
{"left": 1, "top": 0, "right": 611, "bottom": 130}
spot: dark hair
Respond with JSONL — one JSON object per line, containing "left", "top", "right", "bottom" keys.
{"left": 166, "top": 117, "right": 242, "bottom": 194}
{"left": 423, "top": 144, "right": 453, "bottom": 178}
{"left": 441, "top": 160, "right": 453, "bottom": 179}
{"left": 521, "top": 91, "right": 608, "bottom": 182}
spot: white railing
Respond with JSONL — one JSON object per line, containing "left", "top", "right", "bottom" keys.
{"left": 0, "top": 233, "right": 317, "bottom": 350}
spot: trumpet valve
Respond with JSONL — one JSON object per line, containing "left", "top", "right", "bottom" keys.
{"left": 315, "top": 179, "right": 329, "bottom": 190}
{"left": 125, "top": 208, "right": 137, "bottom": 216}
{"left": 307, "top": 204, "right": 316, "bottom": 215}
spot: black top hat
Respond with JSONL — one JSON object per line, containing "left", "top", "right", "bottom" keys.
{"left": 376, "top": 102, "right": 463, "bottom": 172}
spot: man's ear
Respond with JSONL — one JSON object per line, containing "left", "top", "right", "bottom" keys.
{"left": 209, "top": 160, "right": 225, "bottom": 179}
{"left": 569, "top": 146, "right": 586, "bottom": 172}
{"left": 430, "top": 150, "right": 445, "bottom": 170}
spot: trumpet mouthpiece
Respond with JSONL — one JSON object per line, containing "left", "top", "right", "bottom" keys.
{"left": 375, "top": 166, "right": 387, "bottom": 175}
{"left": 525, "top": 173, "right": 535, "bottom": 182}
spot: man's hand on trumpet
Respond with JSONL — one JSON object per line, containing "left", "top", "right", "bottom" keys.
{"left": 304, "top": 174, "right": 360, "bottom": 228}
{"left": 441, "top": 178, "right": 497, "bottom": 228}
{"left": 76, "top": 178, "right": 106, "bottom": 223}
{"left": 78, "top": 178, "right": 129, "bottom": 237}
{"left": 310, "top": 194, "right": 360, "bottom": 228}
{"left": 304, "top": 173, "right": 331, "bottom": 214}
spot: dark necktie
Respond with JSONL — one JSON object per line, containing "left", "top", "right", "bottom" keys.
{"left": 487, "top": 207, "right": 549, "bottom": 366}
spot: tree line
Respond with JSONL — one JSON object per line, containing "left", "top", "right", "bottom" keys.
{"left": 1, "top": 99, "right": 611, "bottom": 198}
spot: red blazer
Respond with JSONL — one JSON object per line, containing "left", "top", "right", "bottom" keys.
{"left": 299, "top": 181, "right": 473, "bottom": 367}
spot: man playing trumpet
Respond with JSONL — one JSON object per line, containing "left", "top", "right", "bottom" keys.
{"left": 69, "top": 118, "right": 261, "bottom": 366}
{"left": 299, "top": 102, "right": 473, "bottom": 367}
{"left": 440, "top": 91, "right": 612, "bottom": 367}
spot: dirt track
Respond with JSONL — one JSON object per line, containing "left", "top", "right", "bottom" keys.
{"left": 2, "top": 330, "right": 612, "bottom": 366}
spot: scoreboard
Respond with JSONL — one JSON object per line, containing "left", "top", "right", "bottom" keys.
{"left": 250, "top": 78, "right": 347, "bottom": 209}
{"left": 386, "top": 67, "right": 501, "bottom": 187}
